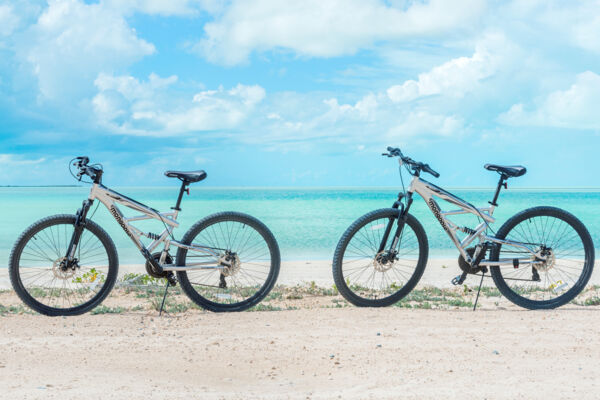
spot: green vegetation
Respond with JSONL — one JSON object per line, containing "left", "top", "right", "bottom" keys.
{"left": 120, "top": 272, "right": 166, "bottom": 286}
{"left": 72, "top": 268, "right": 106, "bottom": 284}
{"left": 91, "top": 305, "right": 126, "bottom": 315}
{"left": 0, "top": 303, "right": 33, "bottom": 315}
{"left": 4, "top": 277, "right": 600, "bottom": 316}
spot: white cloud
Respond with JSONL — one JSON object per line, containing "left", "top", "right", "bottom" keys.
{"left": 253, "top": 91, "right": 463, "bottom": 147}
{"left": 0, "top": 4, "right": 19, "bottom": 37}
{"left": 0, "top": 154, "right": 48, "bottom": 183}
{"left": 497, "top": 1, "right": 600, "bottom": 56}
{"left": 387, "top": 34, "right": 510, "bottom": 103}
{"left": 103, "top": 0, "right": 208, "bottom": 17}
{"left": 386, "top": 111, "right": 463, "bottom": 139}
{"left": 20, "top": 0, "right": 155, "bottom": 100}
{"left": 498, "top": 71, "right": 600, "bottom": 130}
{"left": 572, "top": 14, "right": 600, "bottom": 54}
{"left": 323, "top": 94, "right": 378, "bottom": 121}
{"left": 0, "top": 154, "right": 45, "bottom": 165}
{"left": 194, "top": 0, "right": 485, "bottom": 65}
{"left": 93, "top": 73, "right": 266, "bottom": 136}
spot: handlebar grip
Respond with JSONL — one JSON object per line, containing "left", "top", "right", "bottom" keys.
{"left": 423, "top": 164, "right": 440, "bottom": 178}
{"left": 74, "top": 156, "right": 89, "bottom": 168}
{"left": 386, "top": 146, "right": 402, "bottom": 157}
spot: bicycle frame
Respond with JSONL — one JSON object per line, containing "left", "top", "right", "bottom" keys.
{"left": 66, "top": 184, "right": 226, "bottom": 272}
{"left": 403, "top": 175, "right": 544, "bottom": 267}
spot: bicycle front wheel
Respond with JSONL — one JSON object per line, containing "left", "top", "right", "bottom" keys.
{"left": 490, "top": 206, "right": 594, "bottom": 309}
{"left": 9, "top": 215, "right": 119, "bottom": 316}
{"left": 332, "top": 208, "right": 428, "bottom": 307}
{"left": 176, "top": 212, "right": 280, "bottom": 312}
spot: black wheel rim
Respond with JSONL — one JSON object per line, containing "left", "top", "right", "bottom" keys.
{"left": 183, "top": 220, "right": 273, "bottom": 306}
{"left": 496, "top": 215, "right": 588, "bottom": 303}
{"left": 17, "top": 223, "right": 111, "bottom": 310}
{"left": 341, "top": 216, "right": 421, "bottom": 301}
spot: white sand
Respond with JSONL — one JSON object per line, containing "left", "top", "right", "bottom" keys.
{"left": 2, "top": 259, "right": 600, "bottom": 399}
{"left": 1, "top": 308, "right": 599, "bottom": 399}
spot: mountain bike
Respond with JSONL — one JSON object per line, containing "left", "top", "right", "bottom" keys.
{"left": 332, "top": 147, "right": 594, "bottom": 310}
{"left": 9, "top": 157, "right": 280, "bottom": 316}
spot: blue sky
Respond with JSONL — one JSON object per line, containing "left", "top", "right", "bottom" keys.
{"left": 0, "top": 0, "right": 599, "bottom": 187}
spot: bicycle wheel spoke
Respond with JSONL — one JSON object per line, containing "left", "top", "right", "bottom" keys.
{"left": 15, "top": 220, "right": 112, "bottom": 313}
{"left": 496, "top": 212, "right": 590, "bottom": 304}
{"left": 340, "top": 214, "right": 422, "bottom": 301}
{"left": 179, "top": 216, "right": 276, "bottom": 309}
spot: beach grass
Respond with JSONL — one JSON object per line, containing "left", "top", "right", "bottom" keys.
{"left": 2, "top": 273, "right": 600, "bottom": 315}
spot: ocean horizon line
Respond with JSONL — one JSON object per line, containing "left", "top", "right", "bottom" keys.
{"left": 3, "top": 185, "right": 600, "bottom": 191}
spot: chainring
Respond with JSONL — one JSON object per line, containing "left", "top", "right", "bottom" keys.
{"left": 458, "top": 246, "right": 486, "bottom": 274}
{"left": 145, "top": 252, "right": 172, "bottom": 279}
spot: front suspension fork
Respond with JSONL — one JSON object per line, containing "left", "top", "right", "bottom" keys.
{"left": 378, "top": 192, "right": 413, "bottom": 254}
{"left": 65, "top": 199, "right": 93, "bottom": 261}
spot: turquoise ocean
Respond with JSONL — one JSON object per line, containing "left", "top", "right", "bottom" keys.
{"left": 1, "top": 187, "right": 598, "bottom": 265}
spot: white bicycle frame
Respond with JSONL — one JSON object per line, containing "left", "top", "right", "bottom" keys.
{"left": 407, "top": 175, "right": 544, "bottom": 266}
{"left": 88, "top": 184, "right": 226, "bottom": 271}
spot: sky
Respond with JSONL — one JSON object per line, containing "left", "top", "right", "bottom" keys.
{"left": 0, "top": 0, "right": 599, "bottom": 187}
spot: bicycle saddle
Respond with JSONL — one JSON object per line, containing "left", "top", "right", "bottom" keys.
{"left": 164, "top": 170, "right": 207, "bottom": 183}
{"left": 484, "top": 164, "right": 526, "bottom": 178}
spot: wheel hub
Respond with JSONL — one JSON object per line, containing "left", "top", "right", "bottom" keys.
{"left": 373, "top": 251, "right": 395, "bottom": 272}
{"left": 219, "top": 252, "right": 241, "bottom": 277}
{"left": 52, "top": 257, "right": 77, "bottom": 280}
{"left": 533, "top": 247, "right": 555, "bottom": 272}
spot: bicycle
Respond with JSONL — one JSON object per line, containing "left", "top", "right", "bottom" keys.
{"left": 9, "top": 157, "right": 281, "bottom": 316}
{"left": 332, "top": 147, "right": 595, "bottom": 310}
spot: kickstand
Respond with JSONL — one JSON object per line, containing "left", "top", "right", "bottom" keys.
{"left": 473, "top": 270, "right": 486, "bottom": 311}
{"left": 159, "top": 280, "right": 170, "bottom": 316}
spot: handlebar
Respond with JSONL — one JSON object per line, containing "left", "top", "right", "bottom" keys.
{"left": 382, "top": 146, "right": 440, "bottom": 178}
{"left": 72, "top": 156, "right": 103, "bottom": 183}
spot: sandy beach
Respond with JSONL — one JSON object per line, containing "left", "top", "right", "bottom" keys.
{"left": 1, "top": 307, "right": 599, "bottom": 399}
{"left": 1, "top": 259, "right": 600, "bottom": 399}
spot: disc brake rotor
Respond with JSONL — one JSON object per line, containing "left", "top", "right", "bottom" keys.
{"left": 219, "top": 253, "right": 241, "bottom": 277}
{"left": 373, "top": 251, "right": 395, "bottom": 272}
{"left": 533, "top": 248, "right": 556, "bottom": 272}
{"left": 52, "top": 257, "right": 76, "bottom": 280}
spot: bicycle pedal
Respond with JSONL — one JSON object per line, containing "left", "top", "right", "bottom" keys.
{"left": 451, "top": 273, "right": 467, "bottom": 286}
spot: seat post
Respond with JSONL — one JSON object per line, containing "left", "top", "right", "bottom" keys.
{"left": 489, "top": 175, "right": 507, "bottom": 207}
{"left": 172, "top": 180, "right": 189, "bottom": 211}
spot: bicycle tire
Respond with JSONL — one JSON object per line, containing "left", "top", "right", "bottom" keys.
{"left": 333, "top": 208, "right": 428, "bottom": 307}
{"left": 490, "top": 206, "right": 594, "bottom": 309}
{"left": 9, "top": 214, "right": 119, "bottom": 316}
{"left": 176, "top": 212, "right": 280, "bottom": 312}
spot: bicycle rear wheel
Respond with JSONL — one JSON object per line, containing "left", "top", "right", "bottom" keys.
{"left": 176, "top": 212, "right": 280, "bottom": 312}
{"left": 9, "top": 215, "right": 119, "bottom": 316}
{"left": 490, "top": 206, "right": 594, "bottom": 309}
{"left": 332, "top": 208, "right": 428, "bottom": 307}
